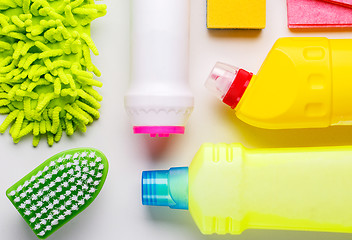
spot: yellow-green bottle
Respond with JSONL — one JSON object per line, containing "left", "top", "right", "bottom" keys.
{"left": 142, "top": 143, "right": 352, "bottom": 234}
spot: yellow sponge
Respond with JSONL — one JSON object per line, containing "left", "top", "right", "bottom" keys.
{"left": 207, "top": 0, "right": 266, "bottom": 29}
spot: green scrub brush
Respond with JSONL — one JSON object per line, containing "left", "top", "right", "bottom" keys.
{"left": 0, "top": 0, "right": 107, "bottom": 146}
{"left": 6, "top": 148, "right": 109, "bottom": 239}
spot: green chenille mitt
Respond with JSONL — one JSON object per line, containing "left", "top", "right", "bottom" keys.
{"left": 0, "top": 0, "right": 106, "bottom": 146}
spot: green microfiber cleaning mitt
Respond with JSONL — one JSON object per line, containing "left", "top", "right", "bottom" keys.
{"left": 0, "top": 0, "right": 106, "bottom": 147}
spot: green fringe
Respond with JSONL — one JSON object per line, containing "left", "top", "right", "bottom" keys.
{"left": 0, "top": 0, "right": 106, "bottom": 146}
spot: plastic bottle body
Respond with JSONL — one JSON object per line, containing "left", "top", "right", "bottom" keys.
{"left": 330, "top": 39, "right": 352, "bottom": 125}
{"left": 126, "top": 0, "right": 194, "bottom": 136}
{"left": 234, "top": 38, "right": 332, "bottom": 128}
{"left": 208, "top": 38, "right": 352, "bottom": 129}
{"left": 189, "top": 143, "right": 352, "bottom": 234}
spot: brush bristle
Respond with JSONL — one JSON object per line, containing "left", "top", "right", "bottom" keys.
{"left": 6, "top": 148, "right": 108, "bottom": 239}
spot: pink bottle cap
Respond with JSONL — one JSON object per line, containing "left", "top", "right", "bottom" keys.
{"left": 133, "top": 126, "right": 185, "bottom": 137}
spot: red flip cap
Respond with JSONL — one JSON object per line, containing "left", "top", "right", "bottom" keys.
{"left": 222, "top": 69, "right": 253, "bottom": 109}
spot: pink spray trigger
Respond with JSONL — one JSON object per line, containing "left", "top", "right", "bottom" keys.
{"left": 133, "top": 126, "right": 185, "bottom": 137}
{"left": 287, "top": 0, "right": 352, "bottom": 28}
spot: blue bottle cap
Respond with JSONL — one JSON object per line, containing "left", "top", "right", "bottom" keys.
{"left": 142, "top": 167, "right": 189, "bottom": 210}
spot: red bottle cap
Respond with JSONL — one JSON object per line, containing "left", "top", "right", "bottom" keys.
{"left": 205, "top": 62, "right": 253, "bottom": 109}
{"left": 222, "top": 68, "right": 253, "bottom": 109}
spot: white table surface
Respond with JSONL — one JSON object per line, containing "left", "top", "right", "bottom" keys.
{"left": 2, "top": 0, "right": 352, "bottom": 239}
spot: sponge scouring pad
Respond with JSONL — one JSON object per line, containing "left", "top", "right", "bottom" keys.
{"left": 0, "top": 0, "right": 106, "bottom": 146}
{"left": 207, "top": 0, "right": 266, "bottom": 29}
{"left": 287, "top": 0, "right": 352, "bottom": 28}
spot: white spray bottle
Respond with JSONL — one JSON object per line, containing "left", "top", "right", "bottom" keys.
{"left": 125, "top": 0, "right": 194, "bottom": 137}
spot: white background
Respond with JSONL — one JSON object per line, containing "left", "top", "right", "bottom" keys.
{"left": 2, "top": 0, "right": 352, "bottom": 239}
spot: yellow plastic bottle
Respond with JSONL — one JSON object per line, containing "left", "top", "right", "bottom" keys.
{"left": 205, "top": 37, "right": 352, "bottom": 129}
{"left": 142, "top": 143, "right": 352, "bottom": 234}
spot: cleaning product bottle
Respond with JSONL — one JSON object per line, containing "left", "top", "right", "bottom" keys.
{"left": 125, "top": 0, "right": 194, "bottom": 137}
{"left": 205, "top": 37, "right": 352, "bottom": 129}
{"left": 142, "top": 143, "right": 352, "bottom": 234}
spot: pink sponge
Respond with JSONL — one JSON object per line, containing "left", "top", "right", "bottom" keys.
{"left": 287, "top": 0, "right": 352, "bottom": 28}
